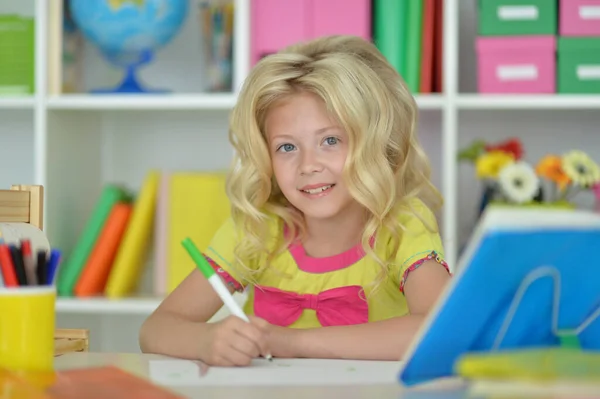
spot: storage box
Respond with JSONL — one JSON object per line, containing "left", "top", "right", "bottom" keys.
{"left": 311, "top": 0, "right": 371, "bottom": 41}
{"left": 476, "top": 36, "right": 556, "bottom": 93}
{"left": 250, "top": 0, "right": 370, "bottom": 65}
{"left": 559, "top": 0, "right": 600, "bottom": 36}
{"left": 478, "top": 0, "right": 557, "bottom": 36}
{"left": 558, "top": 37, "right": 600, "bottom": 93}
{"left": 251, "top": 0, "right": 308, "bottom": 65}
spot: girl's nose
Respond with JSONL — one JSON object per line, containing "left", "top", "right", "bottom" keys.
{"left": 299, "top": 150, "right": 324, "bottom": 175}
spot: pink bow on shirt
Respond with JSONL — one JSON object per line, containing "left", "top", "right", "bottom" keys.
{"left": 253, "top": 285, "right": 369, "bottom": 327}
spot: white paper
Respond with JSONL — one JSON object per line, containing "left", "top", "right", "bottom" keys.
{"left": 148, "top": 358, "right": 402, "bottom": 386}
{"left": 496, "top": 65, "right": 538, "bottom": 81}
{"left": 579, "top": 6, "right": 600, "bottom": 20}
{"left": 497, "top": 5, "right": 538, "bottom": 20}
{"left": 577, "top": 65, "right": 600, "bottom": 80}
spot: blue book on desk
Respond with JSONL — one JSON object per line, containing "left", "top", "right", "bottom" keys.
{"left": 398, "top": 206, "right": 600, "bottom": 387}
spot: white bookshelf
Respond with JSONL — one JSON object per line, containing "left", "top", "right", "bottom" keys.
{"left": 2, "top": 0, "right": 600, "bottom": 351}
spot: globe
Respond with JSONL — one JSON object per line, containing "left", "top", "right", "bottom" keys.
{"left": 69, "top": 0, "right": 189, "bottom": 93}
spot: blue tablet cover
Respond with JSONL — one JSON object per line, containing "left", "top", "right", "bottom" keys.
{"left": 397, "top": 207, "right": 600, "bottom": 387}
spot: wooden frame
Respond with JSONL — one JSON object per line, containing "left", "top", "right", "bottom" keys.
{"left": 0, "top": 184, "right": 44, "bottom": 230}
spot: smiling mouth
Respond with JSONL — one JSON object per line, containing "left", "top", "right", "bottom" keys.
{"left": 300, "top": 184, "right": 335, "bottom": 194}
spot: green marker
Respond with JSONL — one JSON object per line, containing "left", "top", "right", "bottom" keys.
{"left": 181, "top": 237, "right": 273, "bottom": 361}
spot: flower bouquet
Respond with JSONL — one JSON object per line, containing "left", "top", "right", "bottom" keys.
{"left": 458, "top": 138, "right": 600, "bottom": 214}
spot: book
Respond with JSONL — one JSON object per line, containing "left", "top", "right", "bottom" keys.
{"left": 0, "top": 366, "right": 184, "bottom": 398}
{"left": 153, "top": 172, "right": 171, "bottom": 296}
{"left": 373, "top": 0, "right": 408, "bottom": 78}
{"left": 419, "top": 0, "right": 435, "bottom": 93}
{"left": 404, "top": 0, "right": 424, "bottom": 93}
{"left": 398, "top": 206, "right": 600, "bottom": 386}
{"left": 433, "top": 0, "right": 444, "bottom": 93}
{"left": 105, "top": 171, "right": 159, "bottom": 298}
{"left": 56, "top": 185, "right": 128, "bottom": 296}
{"left": 164, "top": 172, "right": 230, "bottom": 293}
{"left": 74, "top": 202, "right": 132, "bottom": 297}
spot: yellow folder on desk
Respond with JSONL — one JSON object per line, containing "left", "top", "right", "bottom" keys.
{"left": 456, "top": 348, "right": 600, "bottom": 382}
{"left": 166, "top": 172, "right": 230, "bottom": 293}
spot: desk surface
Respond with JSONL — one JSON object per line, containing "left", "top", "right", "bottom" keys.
{"left": 54, "top": 352, "right": 466, "bottom": 398}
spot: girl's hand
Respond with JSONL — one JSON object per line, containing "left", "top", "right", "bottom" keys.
{"left": 251, "top": 318, "right": 301, "bottom": 359}
{"left": 199, "top": 315, "right": 271, "bottom": 366}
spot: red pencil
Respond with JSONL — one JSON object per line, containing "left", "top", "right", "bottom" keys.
{"left": 0, "top": 244, "right": 18, "bottom": 287}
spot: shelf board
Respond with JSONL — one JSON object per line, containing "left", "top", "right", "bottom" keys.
{"left": 0, "top": 97, "right": 35, "bottom": 109}
{"left": 56, "top": 294, "right": 248, "bottom": 315}
{"left": 457, "top": 94, "right": 600, "bottom": 109}
{"left": 415, "top": 94, "right": 446, "bottom": 109}
{"left": 44, "top": 93, "right": 445, "bottom": 111}
{"left": 56, "top": 297, "right": 163, "bottom": 314}
{"left": 46, "top": 93, "right": 239, "bottom": 110}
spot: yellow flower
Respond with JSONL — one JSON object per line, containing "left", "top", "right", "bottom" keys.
{"left": 562, "top": 150, "right": 600, "bottom": 187}
{"left": 476, "top": 151, "right": 514, "bottom": 179}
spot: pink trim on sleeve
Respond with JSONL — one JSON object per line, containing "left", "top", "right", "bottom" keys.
{"left": 205, "top": 255, "right": 244, "bottom": 293}
{"left": 399, "top": 251, "right": 451, "bottom": 294}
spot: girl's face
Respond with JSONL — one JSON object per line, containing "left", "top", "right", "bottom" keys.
{"left": 265, "top": 92, "right": 359, "bottom": 223}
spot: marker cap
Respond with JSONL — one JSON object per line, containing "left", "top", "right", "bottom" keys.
{"left": 181, "top": 238, "right": 215, "bottom": 279}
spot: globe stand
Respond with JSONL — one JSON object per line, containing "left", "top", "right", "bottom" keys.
{"left": 91, "top": 50, "right": 168, "bottom": 94}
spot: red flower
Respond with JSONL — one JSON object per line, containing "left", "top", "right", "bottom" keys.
{"left": 485, "top": 138, "right": 523, "bottom": 160}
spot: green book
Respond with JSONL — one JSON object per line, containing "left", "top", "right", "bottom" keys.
{"left": 56, "top": 185, "right": 129, "bottom": 296}
{"left": 373, "top": 0, "right": 408, "bottom": 78}
{"left": 0, "top": 15, "right": 34, "bottom": 95}
{"left": 405, "top": 0, "right": 424, "bottom": 93}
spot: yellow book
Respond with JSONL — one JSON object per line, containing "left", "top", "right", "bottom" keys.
{"left": 105, "top": 171, "right": 159, "bottom": 298}
{"left": 166, "top": 172, "right": 230, "bottom": 293}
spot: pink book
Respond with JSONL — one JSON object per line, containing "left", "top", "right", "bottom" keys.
{"left": 153, "top": 172, "right": 170, "bottom": 296}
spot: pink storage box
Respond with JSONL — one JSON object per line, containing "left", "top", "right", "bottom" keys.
{"left": 311, "top": 0, "right": 371, "bottom": 40}
{"left": 251, "top": 0, "right": 371, "bottom": 65}
{"left": 251, "top": 0, "right": 309, "bottom": 65}
{"left": 560, "top": 0, "right": 600, "bottom": 36}
{"left": 476, "top": 36, "right": 556, "bottom": 94}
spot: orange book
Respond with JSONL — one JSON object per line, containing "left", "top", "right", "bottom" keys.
{"left": 419, "top": 0, "right": 435, "bottom": 93}
{"left": 47, "top": 366, "right": 183, "bottom": 398}
{"left": 74, "top": 203, "right": 132, "bottom": 297}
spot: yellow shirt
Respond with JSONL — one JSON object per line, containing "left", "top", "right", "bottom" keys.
{"left": 204, "top": 199, "right": 449, "bottom": 329}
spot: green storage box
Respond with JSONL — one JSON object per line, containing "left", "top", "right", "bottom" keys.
{"left": 0, "top": 15, "right": 35, "bottom": 95}
{"left": 478, "top": 0, "right": 557, "bottom": 36}
{"left": 558, "top": 38, "right": 600, "bottom": 94}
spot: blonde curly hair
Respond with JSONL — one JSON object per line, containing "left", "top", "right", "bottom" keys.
{"left": 225, "top": 35, "right": 442, "bottom": 287}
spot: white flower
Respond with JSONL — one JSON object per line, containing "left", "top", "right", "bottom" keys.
{"left": 562, "top": 150, "right": 600, "bottom": 188}
{"left": 498, "top": 161, "right": 540, "bottom": 204}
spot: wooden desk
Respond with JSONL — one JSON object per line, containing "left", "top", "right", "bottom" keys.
{"left": 53, "top": 352, "right": 465, "bottom": 398}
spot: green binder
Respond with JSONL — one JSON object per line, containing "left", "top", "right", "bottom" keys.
{"left": 405, "top": 0, "right": 424, "bottom": 93}
{"left": 373, "top": 0, "right": 408, "bottom": 79}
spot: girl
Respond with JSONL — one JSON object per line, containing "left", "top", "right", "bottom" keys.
{"left": 139, "top": 35, "right": 451, "bottom": 367}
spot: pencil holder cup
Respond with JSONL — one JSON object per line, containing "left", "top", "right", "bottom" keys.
{"left": 0, "top": 286, "right": 56, "bottom": 373}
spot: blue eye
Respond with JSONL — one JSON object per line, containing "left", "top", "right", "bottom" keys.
{"left": 324, "top": 137, "right": 339, "bottom": 145}
{"left": 277, "top": 143, "right": 296, "bottom": 152}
